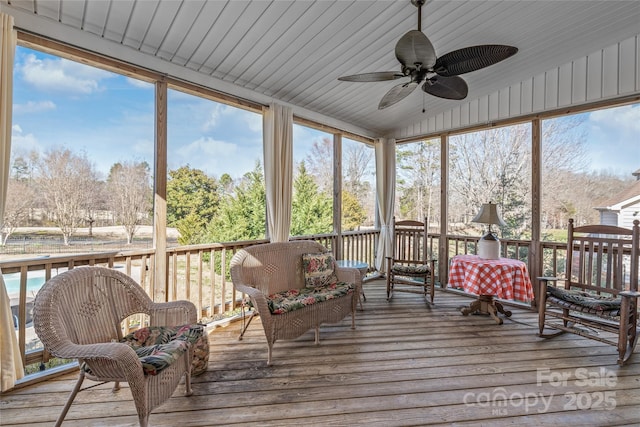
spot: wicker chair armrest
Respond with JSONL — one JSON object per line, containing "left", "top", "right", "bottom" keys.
{"left": 234, "top": 282, "right": 271, "bottom": 316}
{"left": 149, "top": 300, "right": 197, "bottom": 326}
{"left": 80, "top": 343, "right": 146, "bottom": 387}
{"left": 334, "top": 266, "right": 359, "bottom": 285}
{"left": 51, "top": 341, "right": 139, "bottom": 365}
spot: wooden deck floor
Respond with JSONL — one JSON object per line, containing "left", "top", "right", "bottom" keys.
{"left": 2, "top": 279, "right": 639, "bottom": 426}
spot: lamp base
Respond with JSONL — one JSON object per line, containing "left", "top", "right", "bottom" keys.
{"left": 477, "top": 235, "right": 500, "bottom": 260}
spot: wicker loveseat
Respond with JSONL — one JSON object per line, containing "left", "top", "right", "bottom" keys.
{"left": 230, "top": 240, "right": 359, "bottom": 364}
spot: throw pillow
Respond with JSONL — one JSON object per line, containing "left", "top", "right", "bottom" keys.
{"left": 302, "top": 252, "right": 339, "bottom": 288}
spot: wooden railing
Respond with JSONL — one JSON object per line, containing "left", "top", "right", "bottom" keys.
{"left": 6, "top": 229, "right": 631, "bottom": 384}
{"left": 1, "top": 230, "right": 380, "bottom": 377}
{"left": 1, "top": 250, "right": 155, "bottom": 370}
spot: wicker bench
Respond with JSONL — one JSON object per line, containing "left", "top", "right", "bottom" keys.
{"left": 230, "top": 240, "right": 359, "bottom": 364}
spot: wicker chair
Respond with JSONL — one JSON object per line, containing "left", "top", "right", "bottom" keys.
{"left": 33, "top": 266, "right": 202, "bottom": 427}
{"left": 231, "top": 240, "right": 358, "bottom": 365}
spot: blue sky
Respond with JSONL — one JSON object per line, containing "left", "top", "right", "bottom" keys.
{"left": 10, "top": 46, "right": 639, "bottom": 180}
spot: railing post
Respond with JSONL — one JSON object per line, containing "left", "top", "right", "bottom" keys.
{"left": 152, "top": 79, "right": 168, "bottom": 302}
{"left": 333, "top": 133, "right": 343, "bottom": 260}
{"left": 530, "top": 118, "right": 542, "bottom": 307}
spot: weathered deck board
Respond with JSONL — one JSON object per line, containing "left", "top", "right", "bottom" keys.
{"left": 1, "top": 280, "right": 639, "bottom": 426}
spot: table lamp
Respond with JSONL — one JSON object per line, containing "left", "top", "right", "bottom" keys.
{"left": 471, "top": 202, "right": 506, "bottom": 259}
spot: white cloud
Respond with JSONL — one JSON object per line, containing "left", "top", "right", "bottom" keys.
{"left": 589, "top": 104, "right": 640, "bottom": 133}
{"left": 243, "top": 110, "right": 262, "bottom": 133}
{"left": 10, "top": 125, "right": 40, "bottom": 154}
{"left": 202, "top": 104, "right": 228, "bottom": 131}
{"left": 585, "top": 105, "right": 640, "bottom": 175}
{"left": 13, "top": 100, "right": 56, "bottom": 113}
{"left": 168, "top": 136, "right": 259, "bottom": 178}
{"left": 19, "top": 53, "right": 113, "bottom": 94}
{"left": 181, "top": 136, "right": 238, "bottom": 158}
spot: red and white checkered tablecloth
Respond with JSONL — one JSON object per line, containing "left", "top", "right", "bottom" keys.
{"left": 448, "top": 254, "right": 534, "bottom": 302}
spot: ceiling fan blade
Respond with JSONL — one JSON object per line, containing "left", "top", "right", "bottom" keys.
{"left": 422, "top": 75, "right": 468, "bottom": 100}
{"left": 338, "top": 72, "right": 404, "bottom": 82}
{"left": 395, "top": 30, "right": 436, "bottom": 69}
{"left": 379, "top": 81, "right": 418, "bottom": 109}
{"left": 434, "top": 45, "right": 518, "bottom": 76}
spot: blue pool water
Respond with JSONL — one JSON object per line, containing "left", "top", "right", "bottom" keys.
{"left": 2, "top": 273, "right": 46, "bottom": 296}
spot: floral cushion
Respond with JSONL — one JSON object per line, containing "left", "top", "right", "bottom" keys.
{"left": 119, "top": 324, "right": 205, "bottom": 376}
{"left": 546, "top": 286, "right": 621, "bottom": 315}
{"left": 302, "top": 252, "right": 339, "bottom": 288}
{"left": 392, "top": 263, "right": 430, "bottom": 276}
{"left": 266, "top": 282, "right": 355, "bottom": 314}
{"left": 190, "top": 332, "right": 210, "bottom": 376}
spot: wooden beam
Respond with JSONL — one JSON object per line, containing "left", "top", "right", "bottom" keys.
{"left": 439, "top": 135, "right": 449, "bottom": 285}
{"left": 333, "top": 133, "right": 343, "bottom": 260}
{"left": 530, "top": 118, "right": 542, "bottom": 307}
{"left": 395, "top": 94, "right": 640, "bottom": 144}
{"left": 153, "top": 81, "right": 168, "bottom": 302}
{"left": 293, "top": 115, "right": 375, "bottom": 145}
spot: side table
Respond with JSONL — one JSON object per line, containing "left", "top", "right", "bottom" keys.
{"left": 336, "top": 260, "right": 368, "bottom": 309}
{"left": 448, "top": 254, "right": 533, "bottom": 324}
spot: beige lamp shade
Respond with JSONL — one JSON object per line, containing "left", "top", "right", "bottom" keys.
{"left": 471, "top": 202, "right": 506, "bottom": 228}
{"left": 472, "top": 203, "right": 505, "bottom": 260}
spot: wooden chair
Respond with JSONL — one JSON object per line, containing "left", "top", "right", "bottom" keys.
{"left": 537, "top": 219, "right": 640, "bottom": 366}
{"left": 386, "top": 217, "right": 436, "bottom": 303}
{"left": 33, "top": 266, "right": 203, "bottom": 427}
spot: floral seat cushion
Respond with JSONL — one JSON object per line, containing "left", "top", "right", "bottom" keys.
{"left": 266, "top": 282, "right": 355, "bottom": 315}
{"left": 119, "top": 324, "right": 205, "bottom": 376}
{"left": 391, "top": 263, "right": 430, "bottom": 276}
{"left": 546, "top": 286, "right": 621, "bottom": 316}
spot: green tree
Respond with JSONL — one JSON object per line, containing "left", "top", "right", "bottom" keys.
{"left": 291, "top": 162, "right": 332, "bottom": 236}
{"left": 341, "top": 190, "right": 366, "bottom": 231}
{"left": 167, "top": 166, "right": 219, "bottom": 244}
{"left": 204, "top": 163, "right": 266, "bottom": 243}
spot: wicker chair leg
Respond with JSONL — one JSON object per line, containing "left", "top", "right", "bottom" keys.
{"left": 139, "top": 414, "right": 149, "bottom": 427}
{"left": 239, "top": 306, "right": 256, "bottom": 340}
{"left": 56, "top": 370, "right": 86, "bottom": 427}
{"left": 183, "top": 353, "right": 193, "bottom": 396}
{"left": 314, "top": 326, "right": 320, "bottom": 344}
{"left": 112, "top": 381, "right": 120, "bottom": 392}
{"left": 267, "top": 343, "right": 273, "bottom": 366}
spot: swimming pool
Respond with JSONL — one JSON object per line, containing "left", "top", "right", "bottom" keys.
{"left": 2, "top": 272, "right": 47, "bottom": 297}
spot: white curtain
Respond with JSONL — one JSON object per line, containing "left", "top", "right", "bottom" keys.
{"left": 263, "top": 103, "right": 293, "bottom": 243}
{"left": 0, "top": 12, "right": 24, "bottom": 392}
{"left": 374, "top": 138, "right": 396, "bottom": 272}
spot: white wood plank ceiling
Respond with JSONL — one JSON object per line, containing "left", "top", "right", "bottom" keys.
{"left": 3, "top": 0, "right": 640, "bottom": 138}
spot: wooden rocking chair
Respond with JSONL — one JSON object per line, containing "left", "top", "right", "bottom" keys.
{"left": 386, "top": 217, "right": 436, "bottom": 303}
{"left": 537, "top": 219, "right": 640, "bottom": 366}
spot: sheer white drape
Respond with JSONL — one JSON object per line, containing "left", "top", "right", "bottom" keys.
{"left": 374, "top": 138, "right": 396, "bottom": 272}
{"left": 0, "top": 11, "right": 24, "bottom": 392}
{"left": 263, "top": 103, "right": 293, "bottom": 243}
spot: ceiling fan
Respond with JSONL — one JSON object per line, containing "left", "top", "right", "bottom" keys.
{"left": 337, "top": 0, "right": 518, "bottom": 109}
